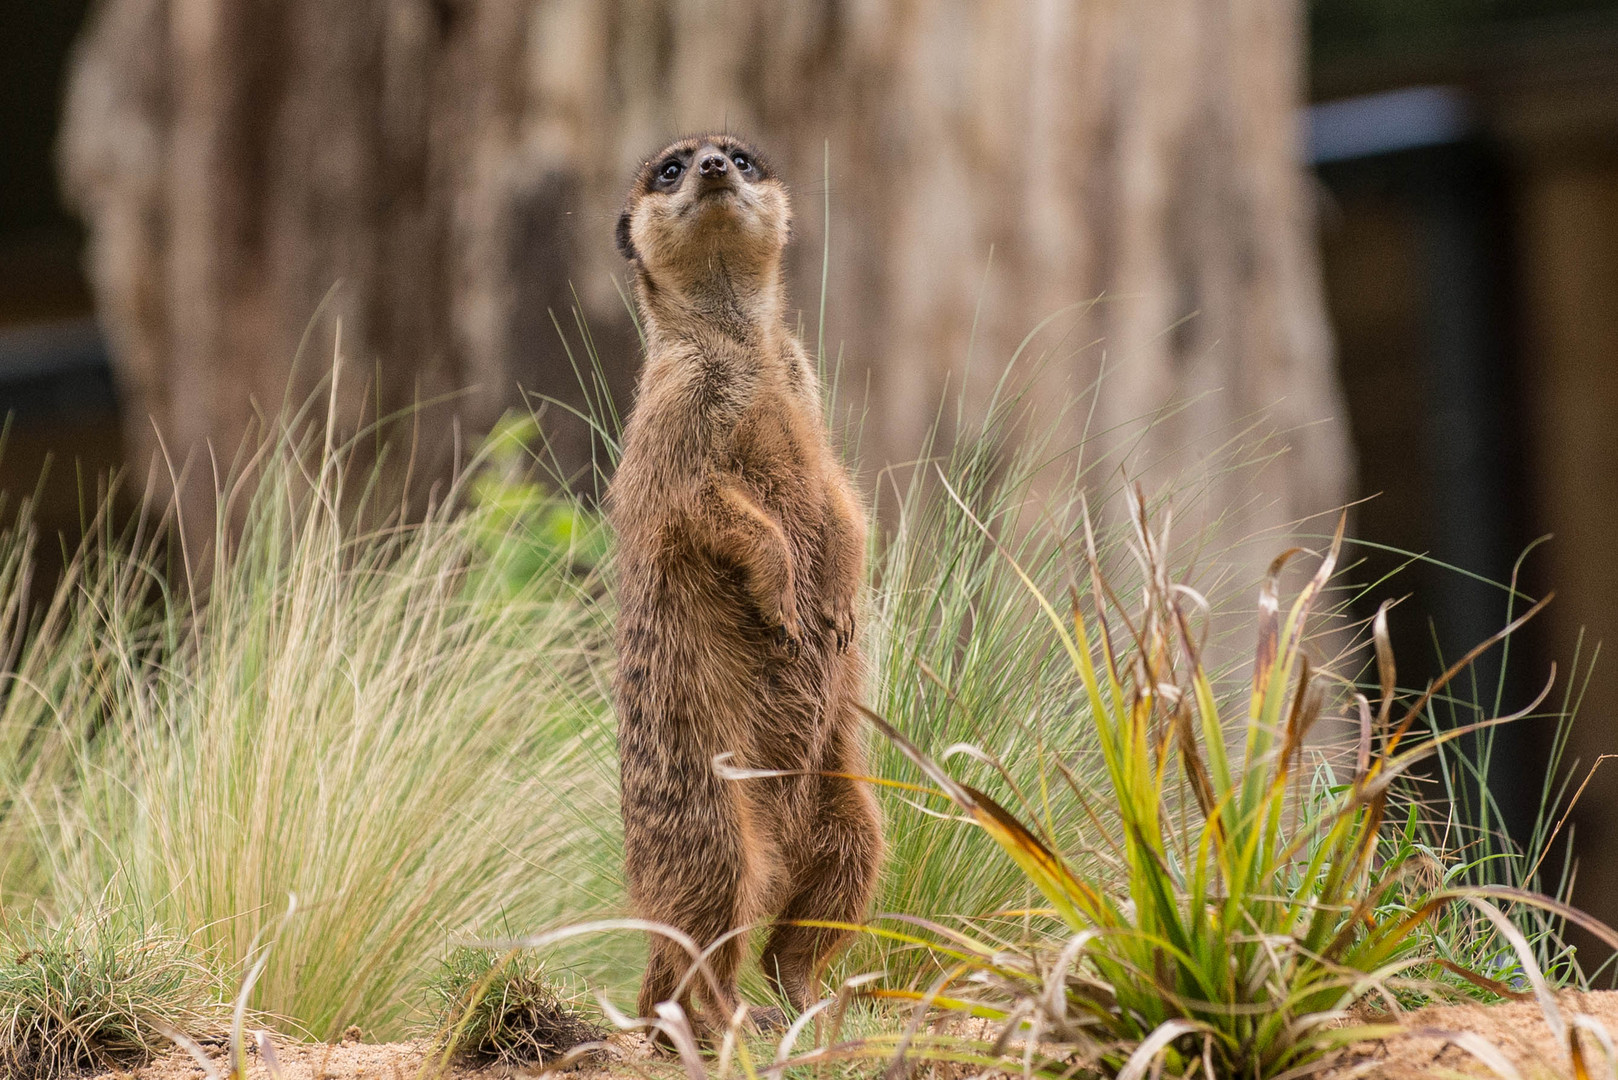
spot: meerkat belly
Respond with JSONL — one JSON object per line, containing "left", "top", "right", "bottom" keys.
{"left": 617, "top": 535, "right": 830, "bottom": 754}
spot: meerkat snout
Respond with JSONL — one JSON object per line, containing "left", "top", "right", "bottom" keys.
{"left": 696, "top": 152, "right": 729, "bottom": 177}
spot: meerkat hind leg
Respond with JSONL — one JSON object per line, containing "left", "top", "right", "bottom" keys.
{"left": 638, "top": 886, "right": 752, "bottom": 1044}
{"left": 637, "top": 935, "right": 694, "bottom": 1024}
{"left": 760, "top": 770, "right": 882, "bottom": 1012}
{"left": 629, "top": 762, "right": 763, "bottom": 1040}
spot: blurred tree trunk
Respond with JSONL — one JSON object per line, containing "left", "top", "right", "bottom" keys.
{"left": 62, "top": 0, "right": 1350, "bottom": 577}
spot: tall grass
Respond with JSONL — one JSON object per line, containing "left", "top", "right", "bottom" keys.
{"left": 1328, "top": 539, "right": 1601, "bottom": 988}
{"left": 860, "top": 389, "right": 1290, "bottom": 933}
{"left": 0, "top": 402, "right": 625, "bottom": 1039}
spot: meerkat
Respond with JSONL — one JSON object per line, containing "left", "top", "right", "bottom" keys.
{"left": 608, "top": 134, "right": 884, "bottom": 1034}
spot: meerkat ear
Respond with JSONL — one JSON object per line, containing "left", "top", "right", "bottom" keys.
{"left": 616, "top": 210, "right": 637, "bottom": 260}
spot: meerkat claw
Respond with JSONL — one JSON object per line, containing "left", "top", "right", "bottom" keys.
{"left": 773, "top": 622, "right": 802, "bottom": 659}
{"left": 822, "top": 604, "right": 854, "bottom": 652}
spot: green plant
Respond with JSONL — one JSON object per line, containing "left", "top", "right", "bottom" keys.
{"left": 425, "top": 946, "right": 603, "bottom": 1067}
{"left": 465, "top": 411, "right": 608, "bottom": 598}
{"left": 1310, "top": 536, "right": 1600, "bottom": 995}
{"left": 0, "top": 908, "right": 225, "bottom": 1078}
{"left": 844, "top": 491, "right": 1608, "bottom": 1080}
{"left": 1411, "top": 543, "right": 1601, "bottom": 989}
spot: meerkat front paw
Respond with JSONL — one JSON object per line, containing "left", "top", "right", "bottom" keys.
{"left": 771, "top": 605, "right": 803, "bottom": 659}
{"left": 821, "top": 595, "right": 856, "bottom": 653}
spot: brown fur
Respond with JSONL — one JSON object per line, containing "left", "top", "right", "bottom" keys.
{"left": 608, "top": 135, "right": 883, "bottom": 1032}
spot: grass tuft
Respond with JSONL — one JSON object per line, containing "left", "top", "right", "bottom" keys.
{"left": 0, "top": 402, "right": 626, "bottom": 1039}
{"left": 426, "top": 947, "right": 603, "bottom": 1066}
{"left": 0, "top": 910, "right": 225, "bottom": 1079}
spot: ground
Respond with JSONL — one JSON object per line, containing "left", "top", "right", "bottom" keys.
{"left": 84, "top": 1032, "right": 658, "bottom": 1080}
{"left": 85, "top": 993, "right": 1618, "bottom": 1079}
{"left": 1321, "top": 991, "right": 1618, "bottom": 1080}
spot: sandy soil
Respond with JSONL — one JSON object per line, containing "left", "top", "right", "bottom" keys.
{"left": 1321, "top": 990, "right": 1618, "bottom": 1080}
{"left": 85, "top": 991, "right": 1618, "bottom": 1080}
{"left": 84, "top": 1031, "right": 660, "bottom": 1080}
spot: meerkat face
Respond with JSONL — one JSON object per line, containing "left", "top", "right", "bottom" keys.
{"left": 617, "top": 135, "right": 791, "bottom": 282}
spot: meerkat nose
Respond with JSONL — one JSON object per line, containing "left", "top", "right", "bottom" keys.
{"left": 697, "top": 153, "right": 729, "bottom": 177}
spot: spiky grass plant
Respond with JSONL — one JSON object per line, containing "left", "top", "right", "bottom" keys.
{"left": 840, "top": 491, "right": 1609, "bottom": 1080}
{"left": 0, "top": 909, "right": 225, "bottom": 1078}
{"left": 426, "top": 946, "right": 603, "bottom": 1066}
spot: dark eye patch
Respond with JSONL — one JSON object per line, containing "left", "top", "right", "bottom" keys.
{"left": 718, "top": 143, "right": 771, "bottom": 181}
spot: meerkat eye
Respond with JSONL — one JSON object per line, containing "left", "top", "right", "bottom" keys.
{"left": 732, "top": 153, "right": 753, "bottom": 172}
{"left": 657, "top": 160, "right": 683, "bottom": 183}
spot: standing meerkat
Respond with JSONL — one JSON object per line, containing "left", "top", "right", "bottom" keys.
{"left": 609, "top": 133, "right": 884, "bottom": 1032}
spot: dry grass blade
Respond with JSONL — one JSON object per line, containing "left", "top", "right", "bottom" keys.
{"left": 1251, "top": 548, "right": 1301, "bottom": 700}
{"left": 1372, "top": 601, "right": 1397, "bottom": 733}
{"left": 1433, "top": 958, "right": 1534, "bottom": 1002}
{"left": 1571, "top": 1026, "right": 1594, "bottom": 1080}
{"left": 653, "top": 1002, "right": 707, "bottom": 1080}
{"left": 151, "top": 1022, "right": 224, "bottom": 1080}
{"left": 1570, "top": 1017, "right": 1618, "bottom": 1080}
{"left": 1118, "top": 1020, "right": 1211, "bottom": 1080}
{"left": 255, "top": 1031, "right": 285, "bottom": 1080}
{"left": 1380, "top": 593, "right": 1555, "bottom": 760}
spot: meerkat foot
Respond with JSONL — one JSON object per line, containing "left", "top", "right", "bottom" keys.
{"left": 748, "top": 1006, "right": 789, "bottom": 1033}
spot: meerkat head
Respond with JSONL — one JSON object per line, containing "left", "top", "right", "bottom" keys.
{"left": 617, "top": 134, "right": 790, "bottom": 290}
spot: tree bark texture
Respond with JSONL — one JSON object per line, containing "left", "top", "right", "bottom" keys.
{"left": 62, "top": 0, "right": 1351, "bottom": 568}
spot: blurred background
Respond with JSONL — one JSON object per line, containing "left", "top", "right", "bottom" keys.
{"left": 1, "top": 1, "right": 1616, "bottom": 935}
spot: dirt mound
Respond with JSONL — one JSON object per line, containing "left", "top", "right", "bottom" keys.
{"left": 1325, "top": 990, "right": 1618, "bottom": 1080}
